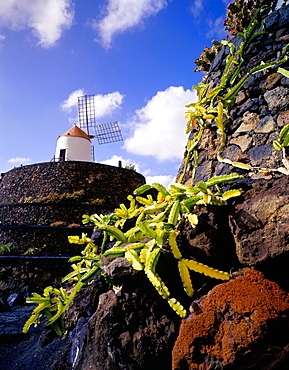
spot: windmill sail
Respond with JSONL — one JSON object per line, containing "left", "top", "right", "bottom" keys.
{"left": 78, "top": 95, "right": 96, "bottom": 137}
{"left": 94, "top": 121, "right": 123, "bottom": 145}
{"left": 78, "top": 94, "right": 123, "bottom": 145}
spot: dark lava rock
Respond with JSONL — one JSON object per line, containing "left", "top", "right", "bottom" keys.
{"left": 64, "top": 274, "right": 108, "bottom": 332}
{"left": 229, "top": 176, "right": 289, "bottom": 266}
{"left": 72, "top": 289, "right": 180, "bottom": 370}
{"left": 0, "top": 305, "right": 68, "bottom": 370}
{"left": 52, "top": 257, "right": 183, "bottom": 369}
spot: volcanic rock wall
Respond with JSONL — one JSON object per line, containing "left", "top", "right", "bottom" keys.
{"left": 0, "top": 161, "right": 145, "bottom": 205}
{"left": 0, "top": 161, "right": 145, "bottom": 254}
{"left": 177, "top": 5, "right": 289, "bottom": 184}
{"left": 171, "top": 5, "right": 289, "bottom": 369}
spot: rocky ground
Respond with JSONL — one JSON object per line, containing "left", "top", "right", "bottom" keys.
{"left": 0, "top": 305, "right": 68, "bottom": 370}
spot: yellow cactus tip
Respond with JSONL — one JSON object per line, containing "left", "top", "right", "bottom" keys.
{"left": 203, "top": 114, "right": 215, "bottom": 120}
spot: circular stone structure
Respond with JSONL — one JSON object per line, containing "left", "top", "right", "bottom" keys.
{"left": 0, "top": 161, "right": 145, "bottom": 254}
{"left": 0, "top": 161, "right": 145, "bottom": 205}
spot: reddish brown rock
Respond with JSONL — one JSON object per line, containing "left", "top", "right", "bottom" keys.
{"left": 172, "top": 269, "right": 289, "bottom": 370}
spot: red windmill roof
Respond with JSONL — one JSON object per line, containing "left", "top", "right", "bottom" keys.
{"left": 60, "top": 126, "right": 91, "bottom": 141}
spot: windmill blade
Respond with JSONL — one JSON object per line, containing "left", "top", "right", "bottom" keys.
{"left": 94, "top": 121, "right": 123, "bottom": 145}
{"left": 78, "top": 95, "right": 96, "bottom": 137}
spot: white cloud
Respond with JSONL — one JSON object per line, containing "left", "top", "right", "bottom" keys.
{"left": 99, "top": 155, "right": 175, "bottom": 188}
{"left": 100, "top": 154, "right": 140, "bottom": 171}
{"left": 206, "top": 15, "right": 226, "bottom": 39}
{"left": 0, "top": 34, "right": 5, "bottom": 48}
{"left": 190, "top": 0, "right": 229, "bottom": 38}
{"left": 146, "top": 174, "right": 175, "bottom": 188}
{"left": 124, "top": 86, "right": 197, "bottom": 162}
{"left": 0, "top": 0, "right": 74, "bottom": 48}
{"left": 94, "top": 92, "right": 125, "bottom": 119}
{"left": 61, "top": 90, "right": 125, "bottom": 121}
{"left": 7, "top": 157, "right": 30, "bottom": 165}
{"left": 92, "top": 0, "right": 168, "bottom": 48}
{"left": 61, "top": 89, "right": 86, "bottom": 112}
{"left": 190, "top": 0, "right": 204, "bottom": 20}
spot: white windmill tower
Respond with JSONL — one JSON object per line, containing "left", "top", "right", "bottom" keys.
{"left": 54, "top": 125, "right": 92, "bottom": 162}
{"left": 54, "top": 94, "right": 123, "bottom": 162}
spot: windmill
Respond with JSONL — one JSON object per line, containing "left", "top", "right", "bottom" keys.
{"left": 77, "top": 95, "right": 123, "bottom": 161}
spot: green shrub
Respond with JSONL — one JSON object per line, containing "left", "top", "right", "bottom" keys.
{"left": 0, "top": 243, "right": 18, "bottom": 255}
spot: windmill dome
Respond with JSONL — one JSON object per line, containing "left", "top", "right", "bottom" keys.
{"left": 61, "top": 125, "right": 91, "bottom": 140}
{"left": 54, "top": 125, "right": 92, "bottom": 162}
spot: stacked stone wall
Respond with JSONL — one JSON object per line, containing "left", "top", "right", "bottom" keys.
{"left": 0, "top": 161, "right": 145, "bottom": 204}
{"left": 0, "top": 203, "right": 115, "bottom": 226}
{"left": 0, "top": 161, "right": 145, "bottom": 253}
{"left": 0, "top": 257, "right": 73, "bottom": 296}
{"left": 0, "top": 226, "right": 93, "bottom": 255}
{"left": 177, "top": 5, "right": 289, "bottom": 184}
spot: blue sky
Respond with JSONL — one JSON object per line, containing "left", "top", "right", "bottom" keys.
{"left": 0, "top": 0, "right": 230, "bottom": 188}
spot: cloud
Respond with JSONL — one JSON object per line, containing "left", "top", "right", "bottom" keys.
{"left": 0, "top": 0, "right": 74, "bottom": 48}
{"left": 190, "top": 0, "right": 205, "bottom": 20}
{"left": 61, "top": 89, "right": 125, "bottom": 121}
{"left": 146, "top": 174, "right": 175, "bottom": 188}
{"left": 7, "top": 157, "right": 31, "bottom": 165}
{"left": 61, "top": 89, "right": 86, "bottom": 112}
{"left": 206, "top": 15, "right": 226, "bottom": 39}
{"left": 0, "top": 34, "right": 5, "bottom": 48}
{"left": 92, "top": 0, "right": 168, "bottom": 48}
{"left": 93, "top": 92, "right": 125, "bottom": 119}
{"left": 99, "top": 155, "right": 175, "bottom": 187}
{"left": 124, "top": 86, "right": 197, "bottom": 162}
{"left": 100, "top": 154, "right": 140, "bottom": 171}
{"left": 190, "top": 0, "right": 229, "bottom": 38}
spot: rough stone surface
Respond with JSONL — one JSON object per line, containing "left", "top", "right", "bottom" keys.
{"left": 176, "top": 6, "right": 289, "bottom": 183}
{"left": 179, "top": 204, "right": 239, "bottom": 276}
{"left": 248, "top": 144, "right": 272, "bottom": 166}
{"left": 229, "top": 175, "right": 289, "bottom": 267}
{"left": 230, "top": 134, "right": 252, "bottom": 152}
{"left": 72, "top": 288, "right": 179, "bottom": 370}
{"left": 0, "top": 161, "right": 145, "bottom": 205}
{"left": 172, "top": 269, "right": 289, "bottom": 370}
{"left": 234, "top": 112, "right": 259, "bottom": 133}
{"left": 0, "top": 203, "right": 115, "bottom": 226}
{"left": 0, "top": 258, "right": 73, "bottom": 298}
{"left": 264, "top": 86, "right": 289, "bottom": 112}
{"left": 0, "top": 161, "right": 145, "bottom": 254}
{"left": 277, "top": 109, "right": 289, "bottom": 127}
{"left": 0, "top": 226, "right": 93, "bottom": 255}
{"left": 260, "top": 72, "right": 282, "bottom": 90}
{"left": 255, "top": 115, "right": 276, "bottom": 133}
{"left": 64, "top": 275, "right": 108, "bottom": 332}
{"left": 54, "top": 258, "right": 182, "bottom": 370}
{"left": 0, "top": 305, "right": 69, "bottom": 370}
